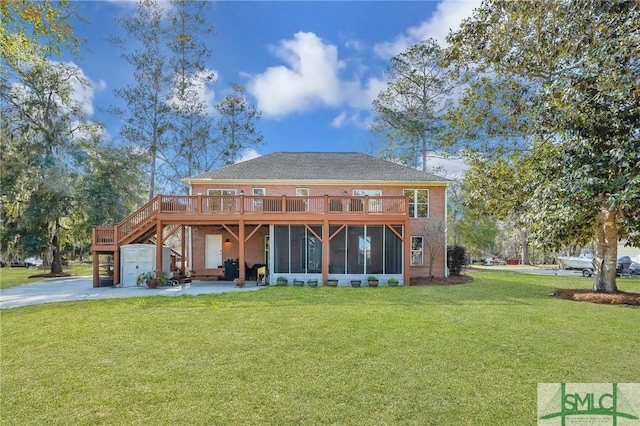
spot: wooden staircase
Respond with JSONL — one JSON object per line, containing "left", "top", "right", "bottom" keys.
{"left": 91, "top": 196, "right": 178, "bottom": 287}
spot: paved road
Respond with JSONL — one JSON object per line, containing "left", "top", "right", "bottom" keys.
{"left": 0, "top": 276, "right": 262, "bottom": 309}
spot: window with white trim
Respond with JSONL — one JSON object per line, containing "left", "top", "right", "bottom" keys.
{"left": 207, "top": 189, "right": 236, "bottom": 211}
{"left": 404, "top": 189, "right": 429, "bottom": 218}
{"left": 353, "top": 189, "right": 382, "bottom": 212}
{"left": 252, "top": 188, "right": 265, "bottom": 211}
{"left": 411, "top": 236, "right": 424, "bottom": 266}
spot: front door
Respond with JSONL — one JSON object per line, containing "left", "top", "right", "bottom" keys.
{"left": 205, "top": 234, "right": 222, "bottom": 268}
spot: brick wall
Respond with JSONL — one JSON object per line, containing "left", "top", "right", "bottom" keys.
{"left": 189, "top": 182, "right": 448, "bottom": 277}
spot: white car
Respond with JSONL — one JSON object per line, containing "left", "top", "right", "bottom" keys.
{"left": 24, "top": 257, "right": 43, "bottom": 267}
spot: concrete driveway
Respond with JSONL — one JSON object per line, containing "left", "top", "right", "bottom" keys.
{"left": 0, "top": 276, "right": 262, "bottom": 309}
{"left": 471, "top": 264, "right": 588, "bottom": 277}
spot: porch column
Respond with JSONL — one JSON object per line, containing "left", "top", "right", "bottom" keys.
{"left": 156, "top": 219, "right": 163, "bottom": 278}
{"left": 238, "top": 219, "right": 245, "bottom": 281}
{"left": 322, "top": 219, "right": 329, "bottom": 284}
{"left": 404, "top": 219, "right": 411, "bottom": 286}
{"left": 180, "top": 225, "right": 186, "bottom": 275}
{"left": 113, "top": 247, "right": 120, "bottom": 286}
{"left": 92, "top": 251, "right": 100, "bottom": 288}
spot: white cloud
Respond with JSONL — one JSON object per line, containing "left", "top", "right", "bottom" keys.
{"left": 67, "top": 63, "right": 105, "bottom": 116}
{"left": 330, "top": 111, "right": 370, "bottom": 129}
{"left": 10, "top": 61, "right": 102, "bottom": 117}
{"left": 236, "top": 148, "right": 261, "bottom": 163}
{"left": 341, "top": 76, "right": 388, "bottom": 110}
{"left": 248, "top": 31, "right": 387, "bottom": 121}
{"left": 105, "top": 0, "right": 174, "bottom": 14}
{"left": 247, "top": 32, "right": 344, "bottom": 118}
{"left": 431, "top": 156, "right": 468, "bottom": 179}
{"left": 247, "top": 1, "right": 480, "bottom": 125}
{"left": 374, "top": 0, "right": 481, "bottom": 59}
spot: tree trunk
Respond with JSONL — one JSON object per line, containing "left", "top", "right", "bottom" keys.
{"left": 521, "top": 228, "right": 531, "bottom": 265}
{"left": 148, "top": 141, "right": 157, "bottom": 201}
{"left": 50, "top": 220, "right": 64, "bottom": 275}
{"left": 592, "top": 207, "right": 618, "bottom": 293}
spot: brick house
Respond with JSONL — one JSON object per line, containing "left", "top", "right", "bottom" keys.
{"left": 91, "top": 152, "right": 449, "bottom": 287}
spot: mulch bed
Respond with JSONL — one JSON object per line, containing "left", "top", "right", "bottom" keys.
{"left": 410, "top": 275, "right": 473, "bottom": 286}
{"left": 553, "top": 289, "right": 640, "bottom": 306}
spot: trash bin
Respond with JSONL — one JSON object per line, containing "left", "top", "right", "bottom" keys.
{"left": 224, "top": 260, "right": 239, "bottom": 281}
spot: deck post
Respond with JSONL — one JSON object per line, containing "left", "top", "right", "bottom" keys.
{"left": 92, "top": 250, "right": 100, "bottom": 288}
{"left": 156, "top": 218, "right": 163, "bottom": 278}
{"left": 322, "top": 219, "right": 329, "bottom": 284}
{"left": 113, "top": 247, "right": 120, "bottom": 286}
{"left": 404, "top": 205, "right": 411, "bottom": 286}
{"left": 180, "top": 225, "right": 186, "bottom": 275}
{"left": 238, "top": 219, "right": 245, "bottom": 281}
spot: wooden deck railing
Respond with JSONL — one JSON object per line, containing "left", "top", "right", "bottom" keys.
{"left": 93, "top": 195, "right": 408, "bottom": 246}
{"left": 117, "top": 197, "right": 159, "bottom": 242}
{"left": 158, "top": 195, "right": 408, "bottom": 215}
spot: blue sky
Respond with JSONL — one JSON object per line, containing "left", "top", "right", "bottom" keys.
{"left": 66, "top": 0, "right": 479, "bottom": 175}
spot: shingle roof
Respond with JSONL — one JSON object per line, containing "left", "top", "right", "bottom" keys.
{"left": 185, "top": 152, "right": 449, "bottom": 183}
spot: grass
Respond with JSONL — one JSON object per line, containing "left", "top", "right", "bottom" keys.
{"left": 0, "top": 263, "right": 93, "bottom": 289}
{"left": 1, "top": 271, "right": 639, "bottom": 425}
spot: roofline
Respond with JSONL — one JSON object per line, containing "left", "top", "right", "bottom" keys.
{"left": 183, "top": 178, "right": 450, "bottom": 186}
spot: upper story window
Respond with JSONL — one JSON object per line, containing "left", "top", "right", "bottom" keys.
{"left": 353, "top": 189, "right": 382, "bottom": 197}
{"left": 252, "top": 188, "right": 265, "bottom": 211}
{"left": 296, "top": 188, "right": 309, "bottom": 196}
{"left": 353, "top": 189, "right": 382, "bottom": 212}
{"left": 206, "top": 189, "right": 237, "bottom": 211}
{"left": 404, "top": 189, "right": 429, "bottom": 218}
{"left": 207, "top": 189, "right": 236, "bottom": 196}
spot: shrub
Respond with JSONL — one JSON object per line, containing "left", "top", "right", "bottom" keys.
{"left": 447, "top": 245, "right": 466, "bottom": 276}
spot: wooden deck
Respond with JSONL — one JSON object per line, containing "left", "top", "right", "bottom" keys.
{"left": 93, "top": 194, "right": 408, "bottom": 247}
{"left": 91, "top": 194, "right": 410, "bottom": 288}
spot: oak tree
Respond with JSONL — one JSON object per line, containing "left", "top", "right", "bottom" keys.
{"left": 446, "top": 0, "right": 640, "bottom": 292}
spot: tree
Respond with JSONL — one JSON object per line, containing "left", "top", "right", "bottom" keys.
{"left": 80, "top": 144, "right": 147, "bottom": 228}
{"left": 415, "top": 219, "right": 447, "bottom": 278}
{"left": 112, "top": 0, "right": 225, "bottom": 195}
{"left": 371, "top": 39, "right": 462, "bottom": 172}
{"left": 446, "top": 0, "right": 640, "bottom": 292}
{"left": 0, "top": 0, "right": 81, "bottom": 70}
{"left": 460, "top": 150, "right": 541, "bottom": 264}
{"left": 161, "top": 0, "right": 217, "bottom": 193}
{"left": 110, "top": 0, "right": 173, "bottom": 200}
{"left": 1, "top": 60, "right": 99, "bottom": 273}
{"left": 215, "top": 83, "right": 263, "bottom": 165}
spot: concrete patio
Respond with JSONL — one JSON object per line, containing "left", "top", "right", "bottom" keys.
{"left": 0, "top": 276, "right": 263, "bottom": 309}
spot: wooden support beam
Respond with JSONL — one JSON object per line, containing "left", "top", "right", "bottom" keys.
{"left": 180, "top": 225, "right": 186, "bottom": 276}
{"left": 238, "top": 219, "right": 245, "bottom": 281}
{"left": 156, "top": 218, "right": 163, "bottom": 278}
{"left": 322, "top": 220, "right": 329, "bottom": 284}
{"left": 113, "top": 247, "right": 120, "bottom": 286}
{"left": 92, "top": 251, "right": 100, "bottom": 288}
{"left": 404, "top": 219, "right": 411, "bottom": 286}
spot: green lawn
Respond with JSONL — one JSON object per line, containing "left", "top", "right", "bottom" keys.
{"left": 0, "top": 263, "right": 93, "bottom": 289}
{"left": 1, "top": 271, "right": 639, "bottom": 425}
